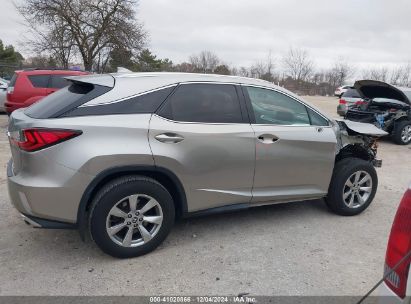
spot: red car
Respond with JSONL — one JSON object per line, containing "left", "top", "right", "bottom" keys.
{"left": 5, "top": 69, "right": 88, "bottom": 114}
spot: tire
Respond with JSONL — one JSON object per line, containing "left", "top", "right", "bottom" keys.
{"left": 90, "top": 176, "right": 175, "bottom": 258}
{"left": 325, "top": 158, "right": 378, "bottom": 216}
{"left": 392, "top": 120, "right": 411, "bottom": 145}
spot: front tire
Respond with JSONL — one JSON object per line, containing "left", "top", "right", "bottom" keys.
{"left": 392, "top": 120, "right": 411, "bottom": 145}
{"left": 325, "top": 158, "right": 377, "bottom": 216}
{"left": 90, "top": 176, "right": 175, "bottom": 258}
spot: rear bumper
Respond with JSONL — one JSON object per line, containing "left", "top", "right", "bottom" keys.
{"left": 7, "top": 158, "right": 94, "bottom": 225}
{"left": 337, "top": 104, "right": 347, "bottom": 116}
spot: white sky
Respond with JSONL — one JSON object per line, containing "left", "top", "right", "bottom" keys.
{"left": 0, "top": 0, "right": 410, "bottom": 71}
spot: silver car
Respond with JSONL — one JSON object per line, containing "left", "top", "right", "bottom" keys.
{"left": 337, "top": 87, "right": 363, "bottom": 116}
{"left": 7, "top": 73, "right": 387, "bottom": 258}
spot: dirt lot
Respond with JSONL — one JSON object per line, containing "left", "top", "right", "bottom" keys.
{"left": 0, "top": 96, "right": 410, "bottom": 296}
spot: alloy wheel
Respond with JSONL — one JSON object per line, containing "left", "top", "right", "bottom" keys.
{"left": 342, "top": 171, "right": 373, "bottom": 209}
{"left": 401, "top": 125, "right": 411, "bottom": 143}
{"left": 105, "top": 194, "right": 163, "bottom": 247}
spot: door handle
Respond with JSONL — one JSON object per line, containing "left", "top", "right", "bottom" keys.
{"left": 155, "top": 133, "right": 184, "bottom": 143}
{"left": 257, "top": 134, "right": 279, "bottom": 144}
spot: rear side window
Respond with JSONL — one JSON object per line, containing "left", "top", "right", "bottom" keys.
{"left": 158, "top": 83, "right": 243, "bottom": 123}
{"left": 28, "top": 75, "right": 50, "bottom": 88}
{"left": 64, "top": 86, "right": 176, "bottom": 117}
{"left": 342, "top": 89, "right": 361, "bottom": 98}
{"left": 50, "top": 75, "right": 70, "bottom": 89}
{"left": 9, "top": 73, "right": 17, "bottom": 87}
{"left": 25, "top": 82, "right": 111, "bottom": 118}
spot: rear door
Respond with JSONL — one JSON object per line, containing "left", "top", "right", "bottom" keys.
{"left": 242, "top": 85, "right": 337, "bottom": 204}
{"left": 149, "top": 82, "right": 255, "bottom": 212}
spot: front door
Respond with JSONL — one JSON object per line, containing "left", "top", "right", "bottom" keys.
{"left": 242, "top": 85, "right": 337, "bottom": 204}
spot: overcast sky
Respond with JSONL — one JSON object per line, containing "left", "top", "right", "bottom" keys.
{"left": 1, "top": 0, "right": 410, "bottom": 71}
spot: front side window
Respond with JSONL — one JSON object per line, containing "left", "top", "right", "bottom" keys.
{"left": 246, "top": 86, "right": 310, "bottom": 125}
{"left": 28, "top": 75, "right": 50, "bottom": 88}
{"left": 158, "top": 83, "right": 243, "bottom": 123}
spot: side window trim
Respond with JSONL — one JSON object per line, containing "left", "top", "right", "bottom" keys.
{"left": 241, "top": 84, "right": 330, "bottom": 127}
{"left": 156, "top": 82, "right": 249, "bottom": 124}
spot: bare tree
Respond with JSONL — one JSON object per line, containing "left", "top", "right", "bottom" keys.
{"left": 189, "top": 51, "right": 220, "bottom": 73}
{"left": 390, "top": 64, "right": 411, "bottom": 87}
{"left": 362, "top": 67, "right": 389, "bottom": 82}
{"left": 18, "top": 0, "right": 147, "bottom": 71}
{"left": 282, "top": 47, "right": 314, "bottom": 81}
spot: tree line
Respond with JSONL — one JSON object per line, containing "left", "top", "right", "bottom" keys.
{"left": 2, "top": 0, "right": 410, "bottom": 96}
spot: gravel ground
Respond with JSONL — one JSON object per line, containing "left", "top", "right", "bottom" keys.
{"left": 0, "top": 96, "right": 410, "bottom": 296}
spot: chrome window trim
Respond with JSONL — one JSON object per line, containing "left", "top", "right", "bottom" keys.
{"left": 241, "top": 84, "right": 331, "bottom": 126}
{"left": 80, "top": 84, "right": 178, "bottom": 108}
{"left": 152, "top": 113, "right": 249, "bottom": 126}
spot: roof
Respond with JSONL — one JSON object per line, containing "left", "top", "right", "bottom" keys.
{"left": 16, "top": 69, "right": 88, "bottom": 75}
{"left": 111, "top": 72, "right": 273, "bottom": 86}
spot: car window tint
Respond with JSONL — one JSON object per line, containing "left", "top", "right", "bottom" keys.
{"left": 307, "top": 107, "right": 329, "bottom": 126}
{"left": 63, "top": 86, "right": 176, "bottom": 117}
{"left": 28, "top": 75, "right": 50, "bottom": 88}
{"left": 246, "top": 86, "right": 310, "bottom": 125}
{"left": 50, "top": 75, "right": 70, "bottom": 89}
{"left": 342, "top": 89, "right": 361, "bottom": 98}
{"left": 8, "top": 74, "right": 17, "bottom": 87}
{"left": 158, "top": 83, "right": 243, "bottom": 123}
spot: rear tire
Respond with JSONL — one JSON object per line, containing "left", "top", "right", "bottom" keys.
{"left": 325, "top": 158, "right": 377, "bottom": 216}
{"left": 392, "top": 120, "right": 411, "bottom": 145}
{"left": 90, "top": 176, "right": 175, "bottom": 258}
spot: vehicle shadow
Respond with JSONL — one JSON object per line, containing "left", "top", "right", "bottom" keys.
{"left": 8, "top": 198, "right": 331, "bottom": 261}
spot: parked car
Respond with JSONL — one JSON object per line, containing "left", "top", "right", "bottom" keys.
{"left": 0, "top": 77, "right": 9, "bottom": 86}
{"left": 5, "top": 69, "right": 88, "bottom": 115}
{"left": 7, "top": 73, "right": 386, "bottom": 258}
{"left": 337, "top": 87, "right": 364, "bottom": 116}
{"left": 0, "top": 81, "right": 7, "bottom": 112}
{"left": 345, "top": 80, "right": 411, "bottom": 145}
{"left": 334, "top": 85, "right": 351, "bottom": 97}
{"left": 376, "top": 183, "right": 411, "bottom": 301}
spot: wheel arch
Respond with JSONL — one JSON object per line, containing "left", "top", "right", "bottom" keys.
{"left": 336, "top": 144, "right": 373, "bottom": 162}
{"left": 76, "top": 165, "right": 187, "bottom": 240}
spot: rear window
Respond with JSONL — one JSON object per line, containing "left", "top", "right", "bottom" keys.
{"left": 50, "top": 75, "right": 71, "bottom": 89}
{"left": 9, "top": 73, "right": 17, "bottom": 87}
{"left": 342, "top": 89, "right": 361, "bottom": 98}
{"left": 25, "top": 82, "right": 111, "bottom": 118}
{"left": 28, "top": 75, "right": 50, "bottom": 88}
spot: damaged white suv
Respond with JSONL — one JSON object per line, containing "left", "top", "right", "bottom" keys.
{"left": 7, "top": 73, "right": 387, "bottom": 257}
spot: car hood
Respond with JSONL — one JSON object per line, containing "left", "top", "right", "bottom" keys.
{"left": 336, "top": 119, "right": 388, "bottom": 136}
{"left": 354, "top": 80, "right": 410, "bottom": 105}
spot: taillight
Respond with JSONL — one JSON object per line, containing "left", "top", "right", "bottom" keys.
{"left": 339, "top": 99, "right": 347, "bottom": 104}
{"left": 10, "top": 128, "right": 82, "bottom": 152}
{"left": 355, "top": 100, "right": 366, "bottom": 105}
{"left": 384, "top": 188, "right": 411, "bottom": 298}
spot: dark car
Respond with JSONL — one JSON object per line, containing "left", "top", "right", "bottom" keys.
{"left": 5, "top": 69, "right": 88, "bottom": 114}
{"left": 344, "top": 80, "right": 411, "bottom": 145}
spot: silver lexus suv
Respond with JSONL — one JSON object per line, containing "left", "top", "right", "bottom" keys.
{"left": 7, "top": 73, "right": 386, "bottom": 258}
